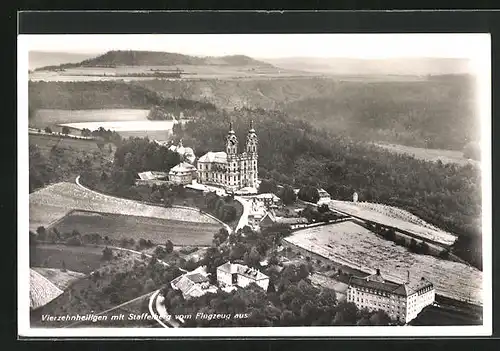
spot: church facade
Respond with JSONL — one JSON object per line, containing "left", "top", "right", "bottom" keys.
{"left": 197, "top": 121, "right": 258, "bottom": 193}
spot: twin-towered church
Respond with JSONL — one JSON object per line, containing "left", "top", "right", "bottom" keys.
{"left": 196, "top": 121, "right": 259, "bottom": 193}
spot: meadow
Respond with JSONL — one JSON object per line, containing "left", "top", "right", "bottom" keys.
{"left": 284, "top": 221, "right": 482, "bottom": 305}
{"left": 32, "top": 267, "right": 86, "bottom": 290}
{"left": 54, "top": 210, "right": 221, "bottom": 246}
{"left": 30, "top": 108, "right": 150, "bottom": 129}
{"left": 29, "top": 182, "right": 221, "bottom": 231}
{"left": 373, "top": 143, "right": 477, "bottom": 166}
{"left": 29, "top": 133, "right": 113, "bottom": 158}
{"left": 328, "top": 200, "right": 457, "bottom": 246}
{"left": 31, "top": 244, "right": 108, "bottom": 274}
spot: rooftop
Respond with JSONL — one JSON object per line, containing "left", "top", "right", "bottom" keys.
{"left": 137, "top": 171, "right": 169, "bottom": 181}
{"left": 169, "top": 162, "right": 197, "bottom": 173}
{"left": 198, "top": 151, "right": 228, "bottom": 164}
{"left": 217, "top": 262, "right": 269, "bottom": 281}
{"left": 349, "top": 271, "right": 433, "bottom": 297}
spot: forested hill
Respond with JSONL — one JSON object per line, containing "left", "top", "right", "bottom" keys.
{"left": 35, "top": 50, "right": 275, "bottom": 71}
{"left": 28, "top": 81, "right": 216, "bottom": 117}
{"left": 29, "top": 74, "right": 477, "bottom": 151}
{"left": 281, "top": 74, "right": 478, "bottom": 150}
{"left": 173, "top": 107, "right": 482, "bottom": 270}
{"left": 137, "top": 74, "right": 477, "bottom": 151}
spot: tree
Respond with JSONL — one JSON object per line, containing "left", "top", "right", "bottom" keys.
{"left": 62, "top": 126, "right": 70, "bottom": 135}
{"left": 278, "top": 185, "right": 297, "bottom": 205}
{"left": 298, "top": 186, "right": 320, "bottom": 203}
{"left": 369, "top": 310, "right": 391, "bottom": 326}
{"left": 165, "top": 240, "right": 174, "bottom": 254}
{"left": 318, "top": 204, "right": 329, "bottom": 213}
{"left": 417, "top": 241, "right": 430, "bottom": 255}
{"left": 36, "top": 226, "right": 47, "bottom": 241}
{"left": 44, "top": 126, "right": 52, "bottom": 133}
{"left": 155, "top": 246, "right": 166, "bottom": 259}
{"left": 81, "top": 128, "right": 91, "bottom": 137}
{"left": 258, "top": 179, "right": 278, "bottom": 194}
{"left": 102, "top": 247, "right": 113, "bottom": 261}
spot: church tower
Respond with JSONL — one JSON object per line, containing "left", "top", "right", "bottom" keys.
{"left": 226, "top": 122, "right": 239, "bottom": 191}
{"left": 246, "top": 120, "right": 258, "bottom": 188}
{"left": 226, "top": 122, "right": 238, "bottom": 156}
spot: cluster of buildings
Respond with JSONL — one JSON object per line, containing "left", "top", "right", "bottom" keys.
{"left": 140, "top": 122, "right": 259, "bottom": 193}
{"left": 347, "top": 269, "right": 435, "bottom": 324}
{"left": 170, "top": 262, "right": 270, "bottom": 300}
{"left": 197, "top": 121, "right": 259, "bottom": 193}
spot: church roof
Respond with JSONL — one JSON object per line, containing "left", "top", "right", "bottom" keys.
{"left": 198, "top": 151, "right": 227, "bottom": 163}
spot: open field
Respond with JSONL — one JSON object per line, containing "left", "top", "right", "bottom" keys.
{"left": 29, "top": 181, "right": 220, "bottom": 231}
{"left": 32, "top": 267, "right": 86, "bottom": 290}
{"left": 284, "top": 221, "right": 482, "bottom": 305}
{"left": 29, "top": 133, "right": 113, "bottom": 158}
{"left": 30, "top": 268, "right": 64, "bottom": 310}
{"left": 29, "top": 64, "right": 317, "bottom": 82}
{"left": 30, "top": 254, "right": 162, "bottom": 327}
{"left": 31, "top": 244, "right": 108, "bottom": 274}
{"left": 30, "top": 108, "right": 150, "bottom": 129}
{"left": 59, "top": 120, "right": 181, "bottom": 132}
{"left": 54, "top": 210, "right": 221, "bottom": 246}
{"left": 374, "top": 143, "right": 478, "bottom": 166}
{"left": 328, "top": 200, "right": 457, "bottom": 246}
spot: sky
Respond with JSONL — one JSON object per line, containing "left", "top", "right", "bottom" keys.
{"left": 22, "top": 33, "right": 490, "bottom": 60}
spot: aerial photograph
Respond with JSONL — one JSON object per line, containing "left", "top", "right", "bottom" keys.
{"left": 22, "top": 34, "right": 487, "bottom": 334}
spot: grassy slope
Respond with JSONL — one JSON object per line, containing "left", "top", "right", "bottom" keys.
{"left": 30, "top": 249, "right": 174, "bottom": 327}
{"left": 31, "top": 244, "right": 107, "bottom": 274}
{"left": 32, "top": 267, "right": 86, "bottom": 290}
{"left": 53, "top": 210, "right": 222, "bottom": 246}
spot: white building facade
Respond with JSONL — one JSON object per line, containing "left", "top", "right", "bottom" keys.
{"left": 216, "top": 261, "right": 269, "bottom": 291}
{"left": 197, "top": 122, "right": 258, "bottom": 193}
{"left": 169, "top": 162, "right": 197, "bottom": 185}
{"left": 347, "top": 269, "right": 435, "bottom": 324}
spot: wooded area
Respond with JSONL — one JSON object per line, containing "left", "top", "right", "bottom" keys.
{"left": 173, "top": 107, "right": 482, "bottom": 269}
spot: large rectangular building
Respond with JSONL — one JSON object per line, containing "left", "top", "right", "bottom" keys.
{"left": 347, "top": 269, "right": 435, "bottom": 324}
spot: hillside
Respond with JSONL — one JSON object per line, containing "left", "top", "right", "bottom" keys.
{"left": 35, "top": 50, "right": 275, "bottom": 71}
{"left": 29, "top": 81, "right": 216, "bottom": 115}
{"left": 140, "top": 74, "right": 477, "bottom": 150}
{"left": 173, "top": 107, "right": 482, "bottom": 269}
{"left": 30, "top": 269, "right": 64, "bottom": 310}
{"left": 29, "top": 51, "right": 96, "bottom": 71}
{"left": 29, "top": 74, "right": 477, "bottom": 151}
{"left": 263, "top": 57, "right": 472, "bottom": 76}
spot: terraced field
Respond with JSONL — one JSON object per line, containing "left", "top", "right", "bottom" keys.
{"left": 29, "top": 182, "right": 220, "bottom": 231}
{"left": 328, "top": 200, "right": 457, "bottom": 246}
{"left": 54, "top": 210, "right": 221, "bottom": 245}
{"left": 32, "top": 267, "right": 86, "bottom": 290}
{"left": 285, "top": 221, "right": 482, "bottom": 305}
{"left": 30, "top": 268, "right": 63, "bottom": 310}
